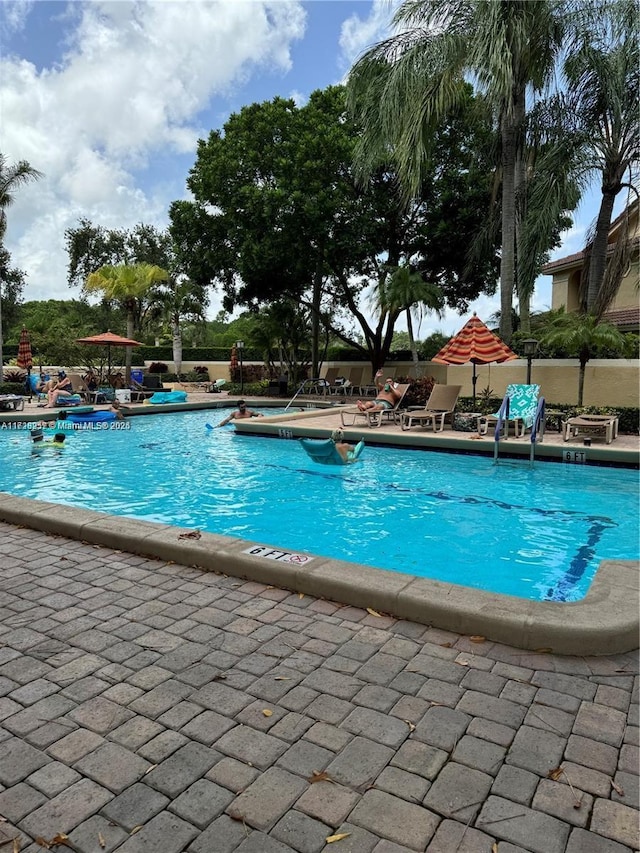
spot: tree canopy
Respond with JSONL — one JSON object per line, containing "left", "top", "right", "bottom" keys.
{"left": 170, "top": 84, "right": 498, "bottom": 374}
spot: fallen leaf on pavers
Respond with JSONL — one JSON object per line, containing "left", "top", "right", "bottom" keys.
{"left": 492, "top": 844, "right": 499, "bottom": 853}
{"left": 298, "top": 593, "right": 304, "bottom": 599}
{"left": 404, "top": 720, "right": 416, "bottom": 732}
{"left": 547, "top": 766, "right": 563, "bottom": 781}
{"left": 469, "top": 635, "right": 486, "bottom": 643}
{"left": 178, "top": 530, "right": 202, "bottom": 540}
{"left": 440, "top": 642, "right": 453, "bottom": 648}
{"left": 456, "top": 660, "right": 471, "bottom": 667}
{"left": 534, "top": 648, "right": 553, "bottom": 654}
{"left": 212, "top": 674, "right": 227, "bottom": 681}
{"left": 98, "top": 832, "right": 106, "bottom": 849}
{"left": 611, "top": 779, "right": 625, "bottom": 796}
{"left": 309, "top": 770, "right": 334, "bottom": 784}
{"left": 325, "top": 833, "right": 350, "bottom": 844}
{"left": 366, "top": 608, "right": 382, "bottom": 617}
{"left": 274, "top": 676, "right": 291, "bottom": 681}
{"left": 13, "top": 840, "right": 21, "bottom": 853}
{"left": 143, "top": 765, "right": 158, "bottom": 775}
{"left": 130, "top": 826, "right": 143, "bottom": 835}
{"left": 50, "top": 834, "right": 74, "bottom": 849}
{"left": 262, "top": 709, "right": 273, "bottom": 717}
{"left": 35, "top": 838, "right": 50, "bottom": 849}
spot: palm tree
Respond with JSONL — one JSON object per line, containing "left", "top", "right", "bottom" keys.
{"left": 0, "top": 155, "right": 43, "bottom": 381}
{"left": 563, "top": 10, "right": 639, "bottom": 314}
{"left": 539, "top": 309, "right": 625, "bottom": 406}
{"left": 347, "top": 0, "right": 565, "bottom": 344}
{"left": 147, "top": 278, "right": 207, "bottom": 378}
{"left": 374, "top": 264, "right": 443, "bottom": 374}
{"left": 85, "top": 263, "right": 169, "bottom": 383}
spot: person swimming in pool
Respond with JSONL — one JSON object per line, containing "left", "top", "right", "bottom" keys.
{"left": 356, "top": 371, "right": 402, "bottom": 413}
{"left": 215, "top": 400, "right": 264, "bottom": 427}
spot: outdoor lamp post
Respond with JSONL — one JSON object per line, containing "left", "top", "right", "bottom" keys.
{"left": 236, "top": 340, "right": 245, "bottom": 394}
{"left": 522, "top": 339, "right": 539, "bottom": 385}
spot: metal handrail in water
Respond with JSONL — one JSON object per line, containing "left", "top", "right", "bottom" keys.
{"left": 492, "top": 395, "right": 510, "bottom": 462}
{"left": 284, "top": 379, "right": 323, "bottom": 412}
{"left": 529, "top": 397, "right": 546, "bottom": 464}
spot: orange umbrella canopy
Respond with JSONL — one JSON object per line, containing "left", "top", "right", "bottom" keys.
{"left": 76, "top": 331, "right": 142, "bottom": 347}
{"left": 432, "top": 313, "right": 517, "bottom": 401}
{"left": 76, "top": 331, "right": 142, "bottom": 377}
{"left": 432, "top": 313, "right": 517, "bottom": 366}
{"left": 16, "top": 327, "right": 33, "bottom": 371}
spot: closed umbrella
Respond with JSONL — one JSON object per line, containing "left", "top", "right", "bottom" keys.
{"left": 432, "top": 313, "right": 517, "bottom": 403}
{"left": 76, "top": 331, "right": 142, "bottom": 383}
{"left": 16, "top": 327, "right": 33, "bottom": 399}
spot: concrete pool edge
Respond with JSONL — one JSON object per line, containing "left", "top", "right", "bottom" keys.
{"left": 0, "top": 492, "right": 637, "bottom": 656}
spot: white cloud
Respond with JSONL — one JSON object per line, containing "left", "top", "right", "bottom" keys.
{"left": 0, "top": 0, "right": 307, "bottom": 306}
{"left": 338, "top": 0, "right": 401, "bottom": 71}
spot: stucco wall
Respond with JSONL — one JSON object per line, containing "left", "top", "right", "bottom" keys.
{"left": 167, "top": 359, "right": 639, "bottom": 408}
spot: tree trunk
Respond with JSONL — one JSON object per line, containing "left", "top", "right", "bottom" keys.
{"left": 578, "top": 359, "right": 586, "bottom": 407}
{"left": 311, "top": 258, "right": 323, "bottom": 378}
{"left": 125, "top": 312, "right": 134, "bottom": 386}
{"left": 406, "top": 308, "right": 419, "bottom": 375}
{"left": 499, "top": 112, "right": 517, "bottom": 345}
{"left": 586, "top": 191, "right": 617, "bottom": 311}
{"left": 172, "top": 320, "right": 182, "bottom": 378}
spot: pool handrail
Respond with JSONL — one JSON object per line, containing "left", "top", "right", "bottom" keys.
{"left": 493, "top": 395, "right": 510, "bottom": 461}
{"left": 529, "top": 397, "right": 546, "bottom": 464}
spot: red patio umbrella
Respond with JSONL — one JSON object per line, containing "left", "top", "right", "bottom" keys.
{"left": 16, "top": 327, "right": 33, "bottom": 399}
{"left": 76, "top": 331, "right": 142, "bottom": 382}
{"left": 432, "top": 313, "right": 517, "bottom": 402}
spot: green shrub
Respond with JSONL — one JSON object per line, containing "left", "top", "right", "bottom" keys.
{"left": 0, "top": 382, "right": 25, "bottom": 396}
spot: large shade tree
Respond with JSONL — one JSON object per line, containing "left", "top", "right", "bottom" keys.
{"left": 0, "top": 154, "right": 42, "bottom": 381}
{"left": 171, "top": 85, "right": 498, "bottom": 375}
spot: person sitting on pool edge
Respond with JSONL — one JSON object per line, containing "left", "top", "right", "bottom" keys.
{"left": 215, "top": 400, "right": 264, "bottom": 427}
{"left": 330, "top": 429, "right": 357, "bottom": 463}
{"left": 356, "top": 370, "right": 402, "bottom": 412}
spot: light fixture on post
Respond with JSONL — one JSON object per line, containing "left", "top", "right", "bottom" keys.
{"left": 236, "top": 340, "right": 245, "bottom": 394}
{"left": 522, "top": 338, "right": 539, "bottom": 385}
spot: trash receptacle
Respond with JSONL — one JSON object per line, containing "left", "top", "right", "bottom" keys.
{"left": 115, "top": 390, "right": 131, "bottom": 403}
{"left": 278, "top": 374, "right": 289, "bottom": 396}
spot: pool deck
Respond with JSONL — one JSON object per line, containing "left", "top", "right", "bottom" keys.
{"left": 0, "top": 394, "right": 637, "bottom": 851}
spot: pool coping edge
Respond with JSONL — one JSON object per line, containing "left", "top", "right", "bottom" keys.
{"left": 0, "top": 492, "right": 637, "bottom": 656}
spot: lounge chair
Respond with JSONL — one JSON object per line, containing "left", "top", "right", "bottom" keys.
{"left": 340, "top": 383, "right": 410, "bottom": 428}
{"left": 478, "top": 384, "right": 540, "bottom": 438}
{"left": 563, "top": 414, "right": 619, "bottom": 445}
{"left": 400, "top": 384, "right": 462, "bottom": 432}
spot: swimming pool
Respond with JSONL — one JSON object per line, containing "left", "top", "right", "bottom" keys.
{"left": 0, "top": 410, "right": 637, "bottom": 602}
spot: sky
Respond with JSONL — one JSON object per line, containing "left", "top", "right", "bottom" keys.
{"left": 0, "top": 0, "right": 628, "bottom": 339}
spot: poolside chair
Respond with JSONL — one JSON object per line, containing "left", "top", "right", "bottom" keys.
{"left": 478, "top": 384, "right": 540, "bottom": 438}
{"left": 340, "top": 383, "right": 410, "bottom": 428}
{"left": 314, "top": 367, "right": 340, "bottom": 396}
{"left": 343, "top": 366, "right": 365, "bottom": 396}
{"left": 400, "top": 384, "right": 462, "bottom": 432}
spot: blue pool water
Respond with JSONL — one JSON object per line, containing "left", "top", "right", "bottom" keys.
{"left": 0, "top": 410, "right": 637, "bottom": 602}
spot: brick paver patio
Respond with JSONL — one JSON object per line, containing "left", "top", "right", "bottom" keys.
{"left": 0, "top": 521, "right": 637, "bottom": 852}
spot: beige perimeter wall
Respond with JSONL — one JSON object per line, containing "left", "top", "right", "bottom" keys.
{"left": 158, "top": 358, "right": 639, "bottom": 408}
